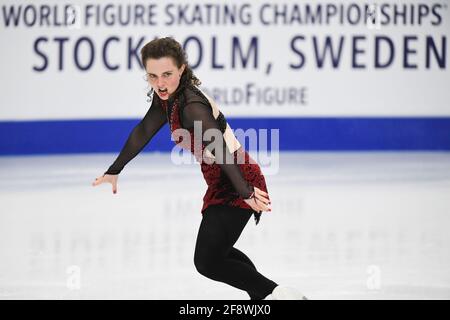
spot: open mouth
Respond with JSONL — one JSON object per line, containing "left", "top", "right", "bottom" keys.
{"left": 158, "top": 88, "right": 168, "bottom": 96}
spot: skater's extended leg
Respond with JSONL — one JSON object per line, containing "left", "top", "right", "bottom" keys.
{"left": 194, "top": 205, "right": 278, "bottom": 299}
{"left": 227, "top": 247, "right": 265, "bottom": 299}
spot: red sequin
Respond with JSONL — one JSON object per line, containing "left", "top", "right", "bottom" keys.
{"left": 161, "top": 98, "right": 270, "bottom": 219}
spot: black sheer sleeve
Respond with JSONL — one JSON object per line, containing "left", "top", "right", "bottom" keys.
{"left": 182, "top": 102, "right": 254, "bottom": 199}
{"left": 104, "top": 97, "right": 167, "bottom": 175}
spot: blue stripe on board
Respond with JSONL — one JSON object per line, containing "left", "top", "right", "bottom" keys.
{"left": 0, "top": 117, "right": 449, "bottom": 155}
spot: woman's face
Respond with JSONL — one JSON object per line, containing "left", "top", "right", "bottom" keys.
{"left": 145, "top": 57, "right": 185, "bottom": 100}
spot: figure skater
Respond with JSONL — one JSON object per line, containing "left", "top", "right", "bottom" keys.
{"left": 92, "top": 36, "right": 307, "bottom": 300}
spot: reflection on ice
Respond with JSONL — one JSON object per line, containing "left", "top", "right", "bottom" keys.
{"left": 0, "top": 152, "right": 449, "bottom": 299}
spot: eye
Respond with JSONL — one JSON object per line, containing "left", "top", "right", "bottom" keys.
{"left": 163, "top": 73, "right": 172, "bottom": 78}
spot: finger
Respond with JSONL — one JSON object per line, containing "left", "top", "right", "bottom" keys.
{"left": 255, "top": 188, "right": 270, "bottom": 202}
{"left": 254, "top": 187, "right": 270, "bottom": 200}
{"left": 255, "top": 193, "right": 270, "bottom": 205}
{"left": 257, "top": 201, "right": 270, "bottom": 212}
{"left": 92, "top": 177, "right": 102, "bottom": 186}
{"left": 245, "top": 199, "right": 261, "bottom": 213}
{"left": 245, "top": 197, "right": 269, "bottom": 213}
{"left": 255, "top": 194, "right": 271, "bottom": 205}
{"left": 112, "top": 182, "right": 117, "bottom": 194}
{"left": 256, "top": 200, "right": 270, "bottom": 210}
{"left": 257, "top": 192, "right": 270, "bottom": 204}
{"left": 254, "top": 198, "right": 270, "bottom": 212}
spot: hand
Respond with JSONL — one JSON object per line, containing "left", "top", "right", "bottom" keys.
{"left": 92, "top": 173, "right": 119, "bottom": 194}
{"left": 244, "top": 186, "right": 271, "bottom": 213}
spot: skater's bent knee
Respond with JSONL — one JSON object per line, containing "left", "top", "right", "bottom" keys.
{"left": 194, "top": 255, "right": 220, "bottom": 277}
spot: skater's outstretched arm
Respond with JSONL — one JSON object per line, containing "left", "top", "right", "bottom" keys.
{"left": 92, "top": 96, "right": 167, "bottom": 194}
{"left": 104, "top": 96, "right": 167, "bottom": 175}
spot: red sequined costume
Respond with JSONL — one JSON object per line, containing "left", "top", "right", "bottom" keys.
{"left": 105, "top": 83, "right": 270, "bottom": 225}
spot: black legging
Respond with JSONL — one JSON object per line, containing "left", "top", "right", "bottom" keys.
{"left": 194, "top": 204, "right": 278, "bottom": 300}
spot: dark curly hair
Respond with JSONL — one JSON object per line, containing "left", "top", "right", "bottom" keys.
{"left": 140, "top": 37, "right": 201, "bottom": 90}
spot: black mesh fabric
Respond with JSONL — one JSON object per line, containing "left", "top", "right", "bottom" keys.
{"left": 104, "top": 86, "right": 254, "bottom": 199}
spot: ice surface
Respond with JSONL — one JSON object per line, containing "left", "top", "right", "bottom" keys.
{"left": 0, "top": 152, "right": 449, "bottom": 299}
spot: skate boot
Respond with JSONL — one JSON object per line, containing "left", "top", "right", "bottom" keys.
{"left": 270, "top": 285, "right": 308, "bottom": 300}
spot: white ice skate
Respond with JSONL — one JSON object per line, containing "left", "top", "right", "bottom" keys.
{"left": 267, "top": 285, "right": 308, "bottom": 300}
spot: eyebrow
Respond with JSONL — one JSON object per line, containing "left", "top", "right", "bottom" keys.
{"left": 147, "top": 70, "right": 173, "bottom": 76}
